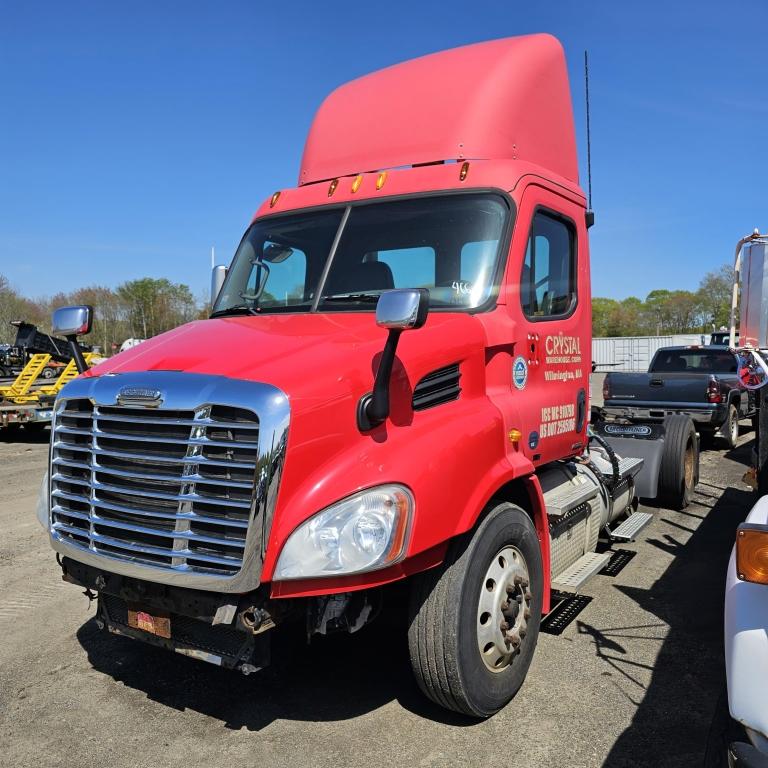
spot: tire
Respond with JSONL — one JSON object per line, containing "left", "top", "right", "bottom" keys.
{"left": 41, "top": 367, "right": 54, "bottom": 379}
{"left": 720, "top": 403, "right": 739, "bottom": 449}
{"left": 658, "top": 414, "right": 697, "bottom": 510}
{"left": 407, "top": 502, "right": 543, "bottom": 718}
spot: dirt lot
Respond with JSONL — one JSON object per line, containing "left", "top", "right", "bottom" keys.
{"left": 0, "top": 423, "right": 755, "bottom": 768}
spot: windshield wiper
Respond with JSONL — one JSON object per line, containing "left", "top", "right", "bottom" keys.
{"left": 210, "top": 304, "right": 258, "bottom": 318}
{"left": 322, "top": 293, "right": 381, "bottom": 303}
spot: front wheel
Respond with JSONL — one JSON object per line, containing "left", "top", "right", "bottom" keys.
{"left": 40, "top": 367, "right": 55, "bottom": 379}
{"left": 407, "top": 502, "right": 543, "bottom": 718}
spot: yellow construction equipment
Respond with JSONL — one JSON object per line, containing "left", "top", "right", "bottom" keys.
{"left": 0, "top": 352, "right": 96, "bottom": 405}
{"left": 0, "top": 354, "right": 52, "bottom": 402}
{"left": 38, "top": 353, "right": 96, "bottom": 396}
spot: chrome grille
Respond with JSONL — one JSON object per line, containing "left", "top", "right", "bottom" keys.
{"left": 50, "top": 399, "right": 260, "bottom": 576}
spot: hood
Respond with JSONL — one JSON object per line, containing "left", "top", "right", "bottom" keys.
{"left": 90, "top": 312, "right": 486, "bottom": 411}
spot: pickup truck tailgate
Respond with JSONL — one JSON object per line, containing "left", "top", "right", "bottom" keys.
{"left": 606, "top": 372, "right": 707, "bottom": 405}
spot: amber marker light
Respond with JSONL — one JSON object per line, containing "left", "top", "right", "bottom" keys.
{"left": 508, "top": 429, "right": 522, "bottom": 445}
{"left": 269, "top": 191, "right": 281, "bottom": 208}
{"left": 376, "top": 171, "right": 387, "bottom": 190}
{"left": 736, "top": 524, "right": 768, "bottom": 585}
{"left": 351, "top": 174, "right": 363, "bottom": 193}
{"left": 459, "top": 161, "right": 470, "bottom": 181}
{"left": 328, "top": 178, "right": 339, "bottom": 197}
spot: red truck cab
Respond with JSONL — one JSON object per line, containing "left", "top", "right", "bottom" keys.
{"left": 42, "top": 35, "right": 678, "bottom": 717}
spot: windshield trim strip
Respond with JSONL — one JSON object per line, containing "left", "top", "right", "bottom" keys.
{"left": 310, "top": 205, "right": 351, "bottom": 312}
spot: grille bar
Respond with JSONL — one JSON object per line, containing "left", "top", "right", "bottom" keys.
{"left": 54, "top": 460, "right": 254, "bottom": 489}
{"left": 50, "top": 397, "right": 260, "bottom": 577}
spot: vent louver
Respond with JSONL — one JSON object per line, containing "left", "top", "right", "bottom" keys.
{"left": 412, "top": 363, "right": 461, "bottom": 411}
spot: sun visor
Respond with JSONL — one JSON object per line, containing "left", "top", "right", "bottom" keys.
{"left": 299, "top": 34, "right": 579, "bottom": 186}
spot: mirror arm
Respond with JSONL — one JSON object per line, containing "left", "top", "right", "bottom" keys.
{"left": 357, "top": 329, "right": 402, "bottom": 431}
{"left": 67, "top": 336, "right": 89, "bottom": 373}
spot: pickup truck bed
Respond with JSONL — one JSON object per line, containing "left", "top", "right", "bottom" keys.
{"left": 602, "top": 347, "right": 755, "bottom": 443}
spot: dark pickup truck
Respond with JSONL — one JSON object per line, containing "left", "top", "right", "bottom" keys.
{"left": 602, "top": 346, "right": 755, "bottom": 448}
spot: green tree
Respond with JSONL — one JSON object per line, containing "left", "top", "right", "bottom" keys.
{"left": 697, "top": 264, "right": 734, "bottom": 330}
{"left": 116, "top": 278, "right": 197, "bottom": 339}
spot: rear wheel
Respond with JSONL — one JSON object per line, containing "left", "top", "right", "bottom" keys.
{"left": 658, "top": 415, "right": 697, "bottom": 509}
{"left": 721, "top": 403, "right": 739, "bottom": 449}
{"left": 408, "top": 502, "right": 543, "bottom": 717}
{"left": 40, "top": 367, "right": 54, "bottom": 379}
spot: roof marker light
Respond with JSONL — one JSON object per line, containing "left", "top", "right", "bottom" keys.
{"left": 376, "top": 171, "right": 387, "bottom": 190}
{"left": 459, "top": 161, "right": 470, "bottom": 181}
{"left": 328, "top": 178, "right": 339, "bottom": 197}
{"left": 269, "top": 191, "right": 281, "bottom": 208}
{"left": 351, "top": 174, "right": 363, "bottom": 193}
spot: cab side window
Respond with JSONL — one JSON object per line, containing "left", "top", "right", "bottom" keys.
{"left": 521, "top": 211, "right": 576, "bottom": 318}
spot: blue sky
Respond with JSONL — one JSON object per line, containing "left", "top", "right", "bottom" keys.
{"left": 1, "top": 1, "right": 766, "bottom": 302}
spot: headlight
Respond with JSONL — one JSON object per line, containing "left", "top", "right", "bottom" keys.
{"left": 274, "top": 484, "right": 412, "bottom": 580}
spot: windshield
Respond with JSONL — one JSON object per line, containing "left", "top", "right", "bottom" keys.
{"left": 212, "top": 193, "right": 510, "bottom": 316}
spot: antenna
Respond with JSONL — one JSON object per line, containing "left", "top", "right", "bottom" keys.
{"left": 584, "top": 50, "right": 594, "bottom": 223}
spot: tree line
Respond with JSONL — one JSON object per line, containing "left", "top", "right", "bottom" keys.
{"left": 0, "top": 275, "right": 202, "bottom": 351}
{"left": 0, "top": 262, "right": 734, "bottom": 351}
{"left": 592, "top": 264, "right": 733, "bottom": 337}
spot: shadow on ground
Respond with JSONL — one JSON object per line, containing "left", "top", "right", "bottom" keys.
{"left": 0, "top": 424, "right": 50, "bottom": 443}
{"left": 76, "top": 593, "right": 474, "bottom": 731}
{"left": 596, "top": 442, "right": 754, "bottom": 767}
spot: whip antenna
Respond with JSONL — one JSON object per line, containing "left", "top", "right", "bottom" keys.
{"left": 584, "top": 50, "right": 594, "bottom": 224}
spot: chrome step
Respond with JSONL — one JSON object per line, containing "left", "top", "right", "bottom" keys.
{"left": 551, "top": 551, "right": 611, "bottom": 593}
{"left": 616, "top": 456, "right": 644, "bottom": 479}
{"left": 545, "top": 482, "right": 599, "bottom": 519}
{"left": 608, "top": 511, "right": 653, "bottom": 542}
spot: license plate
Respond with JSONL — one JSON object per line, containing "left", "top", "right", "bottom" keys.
{"left": 128, "top": 606, "right": 171, "bottom": 639}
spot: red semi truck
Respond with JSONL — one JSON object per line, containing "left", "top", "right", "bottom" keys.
{"left": 39, "top": 34, "right": 697, "bottom": 717}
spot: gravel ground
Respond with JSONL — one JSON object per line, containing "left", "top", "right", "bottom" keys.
{"left": 0, "top": 422, "right": 755, "bottom": 768}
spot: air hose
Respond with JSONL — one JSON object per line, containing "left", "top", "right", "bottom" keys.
{"left": 587, "top": 426, "right": 621, "bottom": 491}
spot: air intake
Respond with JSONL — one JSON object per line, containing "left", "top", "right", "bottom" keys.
{"left": 412, "top": 364, "right": 461, "bottom": 411}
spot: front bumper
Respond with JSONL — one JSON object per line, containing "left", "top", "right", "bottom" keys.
{"left": 61, "top": 557, "right": 276, "bottom": 674}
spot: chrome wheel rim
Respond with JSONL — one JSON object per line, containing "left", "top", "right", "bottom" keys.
{"left": 731, "top": 414, "right": 739, "bottom": 444}
{"left": 476, "top": 545, "right": 532, "bottom": 673}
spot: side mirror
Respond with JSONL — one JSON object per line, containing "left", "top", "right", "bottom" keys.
{"left": 52, "top": 305, "right": 93, "bottom": 374}
{"left": 358, "top": 289, "right": 430, "bottom": 431}
{"left": 375, "top": 288, "right": 429, "bottom": 331}
{"left": 211, "top": 265, "right": 228, "bottom": 306}
{"left": 52, "top": 305, "right": 92, "bottom": 337}
{"left": 737, "top": 350, "right": 768, "bottom": 390}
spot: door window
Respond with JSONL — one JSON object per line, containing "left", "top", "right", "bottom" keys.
{"left": 521, "top": 211, "right": 576, "bottom": 318}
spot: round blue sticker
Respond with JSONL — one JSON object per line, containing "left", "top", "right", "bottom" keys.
{"left": 512, "top": 356, "right": 528, "bottom": 390}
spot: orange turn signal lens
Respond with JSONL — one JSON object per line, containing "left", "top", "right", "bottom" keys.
{"left": 459, "top": 161, "right": 470, "bottom": 181}
{"left": 269, "top": 191, "right": 281, "bottom": 208}
{"left": 376, "top": 171, "right": 387, "bottom": 190}
{"left": 328, "top": 178, "right": 339, "bottom": 197}
{"left": 736, "top": 524, "right": 768, "bottom": 584}
{"left": 351, "top": 174, "right": 363, "bottom": 193}
{"left": 508, "top": 429, "right": 522, "bottom": 444}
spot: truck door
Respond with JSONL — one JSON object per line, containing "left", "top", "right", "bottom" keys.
{"left": 509, "top": 183, "right": 591, "bottom": 466}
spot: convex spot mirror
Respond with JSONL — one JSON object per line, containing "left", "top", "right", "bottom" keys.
{"left": 52, "top": 305, "right": 93, "bottom": 337}
{"left": 737, "top": 350, "right": 768, "bottom": 390}
{"left": 375, "top": 288, "right": 429, "bottom": 331}
{"left": 261, "top": 243, "right": 294, "bottom": 264}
